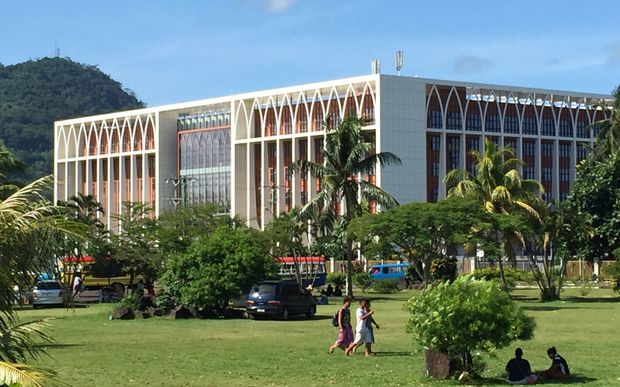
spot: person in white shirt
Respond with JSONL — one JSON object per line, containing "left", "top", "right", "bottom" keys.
{"left": 345, "top": 299, "right": 374, "bottom": 357}
{"left": 72, "top": 273, "right": 83, "bottom": 298}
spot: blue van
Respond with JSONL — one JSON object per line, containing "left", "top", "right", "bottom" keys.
{"left": 368, "top": 263, "right": 409, "bottom": 282}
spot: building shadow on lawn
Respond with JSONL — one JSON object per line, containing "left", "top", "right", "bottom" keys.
{"left": 459, "top": 374, "right": 597, "bottom": 385}
{"left": 563, "top": 296, "right": 620, "bottom": 303}
{"left": 253, "top": 315, "right": 333, "bottom": 322}
{"left": 373, "top": 351, "right": 411, "bottom": 357}
{"left": 553, "top": 374, "right": 598, "bottom": 384}
{"left": 35, "top": 343, "right": 85, "bottom": 350}
{"left": 510, "top": 294, "right": 539, "bottom": 302}
{"left": 520, "top": 305, "right": 586, "bottom": 311}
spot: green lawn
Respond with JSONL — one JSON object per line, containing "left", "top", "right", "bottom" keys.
{"left": 16, "top": 288, "right": 620, "bottom": 386}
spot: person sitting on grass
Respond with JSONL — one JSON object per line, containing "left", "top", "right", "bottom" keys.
{"left": 333, "top": 285, "right": 342, "bottom": 297}
{"left": 505, "top": 348, "right": 538, "bottom": 385}
{"left": 540, "top": 346, "right": 570, "bottom": 381}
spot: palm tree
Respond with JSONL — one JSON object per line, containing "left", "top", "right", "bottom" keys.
{"left": 589, "top": 86, "right": 620, "bottom": 161}
{"left": 0, "top": 175, "right": 84, "bottom": 385}
{"left": 62, "top": 193, "right": 104, "bottom": 232}
{"left": 290, "top": 116, "right": 401, "bottom": 297}
{"left": 445, "top": 138, "right": 543, "bottom": 289}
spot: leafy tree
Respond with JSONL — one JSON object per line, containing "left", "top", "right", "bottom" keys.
{"left": 161, "top": 223, "right": 274, "bottom": 313}
{"left": 522, "top": 201, "right": 594, "bottom": 300}
{"left": 290, "top": 116, "right": 401, "bottom": 297}
{"left": 0, "top": 141, "right": 24, "bottom": 199}
{"left": 445, "top": 138, "right": 543, "bottom": 289}
{"left": 349, "top": 198, "right": 488, "bottom": 285}
{"left": 111, "top": 203, "right": 159, "bottom": 290}
{"left": 156, "top": 203, "right": 224, "bottom": 255}
{"left": 406, "top": 276, "right": 535, "bottom": 377}
{"left": 568, "top": 150, "right": 620, "bottom": 261}
{"left": 0, "top": 57, "right": 145, "bottom": 183}
{"left": 264, "top": 209, "right": 321, "bottom": 285}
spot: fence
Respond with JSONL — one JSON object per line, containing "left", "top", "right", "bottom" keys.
{"left": 326, "top": 257, "right": 615, "bottom": 281}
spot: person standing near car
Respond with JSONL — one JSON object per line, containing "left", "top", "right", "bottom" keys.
{"left": 72, "top": 272, "right": 83, "bottom": 298}
{"left": 328, "top": 296, "right": 353, "bottom": 354}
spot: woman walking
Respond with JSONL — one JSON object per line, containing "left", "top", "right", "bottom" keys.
{"left": 345, "top": 299, "right": 374, "bottom": 357}
{"left": 328, "top": 296, "right": 353, "bottom": 354}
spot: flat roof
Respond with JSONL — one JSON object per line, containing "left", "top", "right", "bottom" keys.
{"left": 55, "top": 73, "right": 613, "bottom": 125}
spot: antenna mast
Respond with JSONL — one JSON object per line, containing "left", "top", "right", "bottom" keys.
{"left": 395, "top": 50, "right": 403, "bottom": 76}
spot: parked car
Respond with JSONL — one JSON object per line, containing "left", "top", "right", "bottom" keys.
{"left": 368, "top": 263, "right": 410, "bottom": 282}
{"left": 32, "top": 280, "right": 64, "bottom": 308}
{"left": 245, "top": 280, "right": 316, "bottom": 320}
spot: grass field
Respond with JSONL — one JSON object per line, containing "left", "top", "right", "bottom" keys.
{"left": 16, "top": 288, "right": 620, "bottom": 386}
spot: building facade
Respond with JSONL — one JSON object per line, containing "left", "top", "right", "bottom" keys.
{"left": 54, "top": 74, "right": 613, "bottom": 230}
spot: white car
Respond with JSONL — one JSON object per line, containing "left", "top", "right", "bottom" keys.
{"left": 32, "top": 280, "right": 64, "bottom": 308}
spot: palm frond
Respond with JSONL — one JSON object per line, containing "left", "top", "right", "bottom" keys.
{"left": 354, "top": 151, "right": 402, "bottom": 174}
{"left": 444, "top": 168, "right": 470, "bottom": 187}
{"left": 0, "top": 362, "right": 46, "bottom": 387}
{"left": 514, "top": 200, "right": 541, "bottom": 219}
{"left": 503, "top": 169, "right": 522, "bottom": 189}
{"left": 0, "top": 319, "right": 54, "bottom": 363}
{"left": 360, "top": 181, "right": 399, "bottom": 208}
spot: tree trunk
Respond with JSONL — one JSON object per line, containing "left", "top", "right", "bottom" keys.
{"left": 497, "top": 258, "right": 509, "bottom": 291}
{"left": 345, "top": 237, "right": 354, "bottom": 297}
{"left": 423, "top": 255, "right": 432, "bottom": 286}
{"left": 495, "top": 231, "right": 509, "bottom": 291}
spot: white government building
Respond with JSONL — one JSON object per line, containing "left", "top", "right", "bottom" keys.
{"left": 54, "top": 73, "right": 613, "bottom": 230}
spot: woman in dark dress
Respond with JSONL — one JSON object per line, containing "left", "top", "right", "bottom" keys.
{"left": 328, "top": 296, "right": 353, "bottom": 354}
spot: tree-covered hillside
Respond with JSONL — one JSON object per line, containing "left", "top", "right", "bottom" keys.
{"left": 0, "top": 57, "right": 145, "bottom": 182}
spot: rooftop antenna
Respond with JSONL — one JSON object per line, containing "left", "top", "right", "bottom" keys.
{"left": 371, "top": 59, "right": 380, "bottom": 74}
{"left": 395, "top": 50, "right": 403, "bottom": 76}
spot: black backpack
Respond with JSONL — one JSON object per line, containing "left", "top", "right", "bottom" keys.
{"left": 331, "top": 309, "right": 340, "bottom": 327}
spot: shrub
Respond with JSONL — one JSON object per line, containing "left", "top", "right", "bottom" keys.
{"left": 471, "top": 267, "right": 533, "bottom": 287}
{"left": 406, "top": 276, "right": 535, "bottom": 377}
{"left": 430, "top": 256, "right": 458, "bottom": 282}
{"left": 371, "top": 279, "right": 399, "bottom": 294}
{"left": 604, "top": 253, "right": 620, "bottom": 294}
{"left": 155, "top": 287, "right": 181, "bottom": 312}
{"left": 326, "top": 272, "right": 346, "bottom": 287}
{"left": 353, "top": 272, "right": 373, "bottom": 292}
{"left": 119, "top": 293, "right": 140, "bottom": 311}
{"left": 161, "top": 223, "right": 274, "bottom": 314}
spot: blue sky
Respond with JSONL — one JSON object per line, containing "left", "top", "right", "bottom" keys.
{"left": 2, "top": 0, "right": 619, "bottom": 106}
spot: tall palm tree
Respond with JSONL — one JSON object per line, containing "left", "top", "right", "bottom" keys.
{"left": 290, "top": 116, "right": 401, "bottom": 296}
{"left": 445, "top": 138, "right": 543, "bottom": 289}
{"left": 589, "top": 86, "right": 620, "bottom": 161}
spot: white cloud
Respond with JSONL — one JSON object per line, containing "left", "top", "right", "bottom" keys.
{"left": 453, "top": 55, "right": 493, "bottom": 75}
{"left": 265, "top": 0, "right": 295, "bottom": 12}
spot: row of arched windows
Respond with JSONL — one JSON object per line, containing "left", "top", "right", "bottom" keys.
{"left": 241, "top": 83, "right": 376, "bottom": 138}
{"left": 426, "top": 85, "right": 611, "bottom": 138}
{"left": 56, "top": 115, "right": 156, "bottom": 159}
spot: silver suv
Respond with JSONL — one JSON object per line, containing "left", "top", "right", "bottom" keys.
{"left": 32, "top": 280, "right": 64, "bottom": 308}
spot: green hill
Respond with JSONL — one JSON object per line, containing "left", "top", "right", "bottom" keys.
{"left": 0, "top": 57, "right": 145, "bottom": 183}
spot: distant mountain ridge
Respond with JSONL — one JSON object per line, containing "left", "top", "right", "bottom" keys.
{"left": 0, "top": 57, "right": 145, "bottom": 182}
